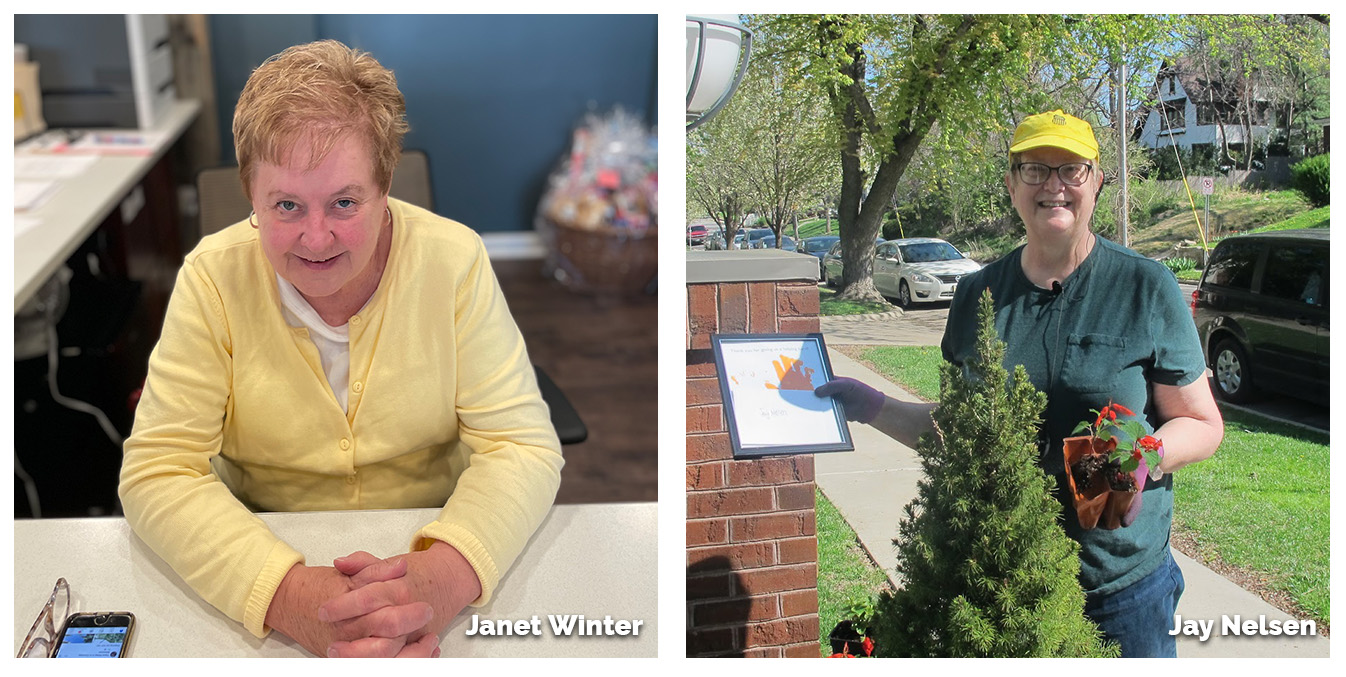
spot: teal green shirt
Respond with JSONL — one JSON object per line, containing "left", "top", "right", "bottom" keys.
{"left": 941, "top": 236, "right": 1206, "bottom": 596}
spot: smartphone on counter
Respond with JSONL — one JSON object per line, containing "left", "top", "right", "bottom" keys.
{"left": 51, "top": 612, "right": 136, "bottom": 657}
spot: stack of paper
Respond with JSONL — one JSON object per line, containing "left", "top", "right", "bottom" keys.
{"left": 15, "top": 180, "right": 60, "bottom": 212}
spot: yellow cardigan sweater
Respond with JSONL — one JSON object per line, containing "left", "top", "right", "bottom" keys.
{"left": 118, "top": 199, "right": 563, "bottom": 638}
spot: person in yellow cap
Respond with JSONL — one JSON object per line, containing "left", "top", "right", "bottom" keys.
{"left": 816, "top": 109, "right": 1224, "bottom": 656}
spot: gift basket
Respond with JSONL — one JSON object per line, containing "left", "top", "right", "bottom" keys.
{"left": 536, "top": 108, "right": 657, "bottom": 295}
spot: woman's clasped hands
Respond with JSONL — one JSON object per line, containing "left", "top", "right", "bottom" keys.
{"left": 322, "top": 541, "right": 481, "bottom": 658}
{"left": 269, "top": 540, "right": 480, "bottom": 658}
{"left": 321, "top": 551, "right": 440, "bottom": 657}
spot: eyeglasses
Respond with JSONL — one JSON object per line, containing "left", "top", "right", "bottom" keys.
{"left": 18, "top": 578, "right": 70, "bottom": 658}
{"left": 1012, "top": 161, "right": 1093, "bottom": 187}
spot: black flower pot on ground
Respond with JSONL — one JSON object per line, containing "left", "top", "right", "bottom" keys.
{"left": 829, "top": 620, "right": 867, "bottom": 656}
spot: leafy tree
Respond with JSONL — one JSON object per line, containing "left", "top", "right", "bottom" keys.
{"left": 730, "top": 14, "right": 1328, "bottom": 270}
{"left": 1173, "top": 15, "right": 1330, "bottom": 171}
{"left": 688, "top": 104, "right": 754, "bottom": 248}
{"left": 688, "top": 53, "right": 837, "bottom": 250}
{"left": 732, "top": 59, "right": 839, "bottom": 248}
{"left": 872, "top": 290, "right": 1118, "bottom": 657}
{"left": 750, "top": 14, "right": 1085, "bottom": 302}
{"left": 813, "top": 171, "right": 843, "bottom": 235}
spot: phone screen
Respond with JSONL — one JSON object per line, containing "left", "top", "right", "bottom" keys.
{"left": 54, "top": 622, "right": 129, "bottom": 658}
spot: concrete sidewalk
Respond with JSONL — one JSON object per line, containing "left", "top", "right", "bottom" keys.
{"left": 817, "top": 350, "right": 1329, "bottom": 657}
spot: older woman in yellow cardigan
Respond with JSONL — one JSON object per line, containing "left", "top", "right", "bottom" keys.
{"left": 119, "top": 40, "right": 563, "bottom": 658}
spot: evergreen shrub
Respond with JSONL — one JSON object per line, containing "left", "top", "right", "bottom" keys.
{"left": 1291, "top": 154, "right": 1330, "bottom": 208}
{"left": 870, "top": 289, "right": 1118, "bottom": 657}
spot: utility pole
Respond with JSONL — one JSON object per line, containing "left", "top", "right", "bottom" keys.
{"left": 1116, "top": 45, "right": 1130, "bottom": 249}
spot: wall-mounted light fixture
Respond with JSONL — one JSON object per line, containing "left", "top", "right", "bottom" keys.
{"left": 686, "top": 15, "right": 752, "bottom": 131}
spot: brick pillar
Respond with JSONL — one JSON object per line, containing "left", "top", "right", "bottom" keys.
{"left": 686, "top": 251, "right": 822, "bottom": 658}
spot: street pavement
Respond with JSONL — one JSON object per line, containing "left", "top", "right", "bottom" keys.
{"left": 816, "top": 304, "right": 1330, "bottom": 658}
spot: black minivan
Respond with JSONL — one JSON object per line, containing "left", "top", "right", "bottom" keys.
{"left": 1191, "top": 229, "right": 1329, "bottom": 404}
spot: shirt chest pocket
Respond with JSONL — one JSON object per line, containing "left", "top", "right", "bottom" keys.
{"left": 1060, "top": 333, "right": 1128, "bottom": 394}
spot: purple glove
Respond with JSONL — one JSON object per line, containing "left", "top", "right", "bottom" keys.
{"left": 1121, "top": 443, "right": 1163, "bottom": 527}
{"left": 814, "top": 377, "right": 885, "bottom": 424}
{"left": 1120, "top": 468, "right": 1147, "bottom": 528}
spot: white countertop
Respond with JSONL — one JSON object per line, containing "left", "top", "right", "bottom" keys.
{"left": 13, "top": 98, "right": 201, "bottom": 309}
{"left": 14, "top": 502, "right": 656, "bottom": 657}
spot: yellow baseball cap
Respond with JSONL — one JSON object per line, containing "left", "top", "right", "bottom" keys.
{"left": 1009, "top": 110, "right": 1098, "bottom": 160}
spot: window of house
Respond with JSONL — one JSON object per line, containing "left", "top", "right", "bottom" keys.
{"left": 1196, "top": 101, "right": 1228, "bottom": 126}
{"left": 1161, "top": 99, "right": 1186, "bottom": 130}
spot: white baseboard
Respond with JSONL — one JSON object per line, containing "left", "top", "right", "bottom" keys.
{"left": 482, "top": 231, "right": 546, "bottom": 261}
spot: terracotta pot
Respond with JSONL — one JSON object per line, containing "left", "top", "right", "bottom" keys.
{"left": 1063, "top": 436, "right": 1140, "bottom": 530}
{"left": 1062, "top": 435, "right": 1110, "bottom": 530}
{"left": 1099, "top": 482, "right": 1139, "bottom": 530}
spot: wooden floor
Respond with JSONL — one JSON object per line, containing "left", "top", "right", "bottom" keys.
{"left": 493, "top": 259, "right": 658, "bottom": 504}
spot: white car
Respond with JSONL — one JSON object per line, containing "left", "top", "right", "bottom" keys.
{"left": 873, "top": 238, "right": 982, "bottom": 308}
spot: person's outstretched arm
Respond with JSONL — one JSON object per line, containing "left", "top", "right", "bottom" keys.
{"left": 815, "top": 377, "right": 936, "bottom": 449}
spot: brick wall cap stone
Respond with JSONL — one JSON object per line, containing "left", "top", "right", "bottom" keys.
{"left": 688, "top": 250, "right": 818, "bottom": 284}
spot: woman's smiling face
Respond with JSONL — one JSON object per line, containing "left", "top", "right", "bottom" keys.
{"left": 251, "top": 133, "right": 390, "bottom": 307}
{"left": 1006, "top": 146, "right": 1102, "bottom": 240}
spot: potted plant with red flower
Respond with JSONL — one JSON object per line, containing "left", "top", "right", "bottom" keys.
{"left": 1063, "top": 401, "right": 1164, "bottom": 530}
{"left": 828, "top": 598, "right": 877, "bottom": 657}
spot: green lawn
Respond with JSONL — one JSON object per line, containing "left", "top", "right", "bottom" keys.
{"left": 816, "top": 488, "right": 891, "bottom": 655}
{"left": 852, "top": 345, "right": 944, "bottom": 400}
{"left": 1129, "top": 189, "right": 1323, "bottom": 257}
{"left": 819, "top": 285, "right": 893, "bottom": 316}
{"left": 839, "top": 345, "right": 1330, "bottom": 627}
{"left": 1211, "top": 204, "right": 1330, "bottom": 244}
{"left": 1169, "top": 204, "right": 1329, "bottom": 281}
{"left": 1172, "top": 408, "right": 1330, "bottom": 625}
{"left": 796, "top": 218, "right": 836, "bottom": 239}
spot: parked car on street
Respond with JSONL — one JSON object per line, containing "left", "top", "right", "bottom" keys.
{"left": 820, "top": 237, "right": 887, "bottom": 288}
{"left": 743, "top": 228, "right": 774, "bottom": 249}
{"left": 800, "top": 235, "right": 840, "bottom": 275}
{"left": 1191, "top": 229, "right": 1329, "bottom": 405}
{"left": 705, "top": 230, "right": 747, "bottom": 250}
{"left": 703, "top": 229, "right": 725, "bottom": 250}
{"left": 760, "top": 233, "right": 797, "bottom": 251}
{"left": 687, "top": 224, "right": 708, "bottom": 246}
{"left": 870, "top": 238, "right": 981, "bottom": 308}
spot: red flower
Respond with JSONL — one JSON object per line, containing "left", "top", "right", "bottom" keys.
{"left": 1107, "top": 409, "right": 1117, "bottom": 421}
{"left": 1132, "top": 449, "right": 1144, "bottom": 462}
{"left": 1138, "top": 435, "right": 1161, "bottom": 451}
{"left": 1112, "top": 402, "right": 1135, "bottom": 417}
{"left": 862, "top": 636, "right": 875, "bottom": 657}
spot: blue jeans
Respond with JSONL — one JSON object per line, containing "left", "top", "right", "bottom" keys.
{"left": 1083, "top": 550, "right": 1185, "bottom": 657}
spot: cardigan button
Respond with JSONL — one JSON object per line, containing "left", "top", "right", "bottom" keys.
{"left": 352, "top": 381, "right": 363, "bottom": 394}
{"left": 350, "top": 315, "right": 362, "bottom": 326}
{"left": 340, "top": 438, "right": 351, "bottom": 451}
{"left": 346, "top": 473, "right": 357, "bottom": 485}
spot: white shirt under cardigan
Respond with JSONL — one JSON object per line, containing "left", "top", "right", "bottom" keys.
{"left": 275, "top": 273, "right": 359, "bottom": 413}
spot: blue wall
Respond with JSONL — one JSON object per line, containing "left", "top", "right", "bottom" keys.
{"left": 210, "top": 14, "right": 656, "bottom": 233}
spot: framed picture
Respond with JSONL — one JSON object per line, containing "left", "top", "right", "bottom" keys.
{"left": 710, "top": 333, "right": 854, "bottom": 457}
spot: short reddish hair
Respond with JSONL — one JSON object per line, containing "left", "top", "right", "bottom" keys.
{"left": 232, "top": 40, "right": 408, "bottom": 202}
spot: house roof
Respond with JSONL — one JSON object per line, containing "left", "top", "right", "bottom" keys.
{"left": 1154, "top": 56, "right": 1267, "bottom": 103}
